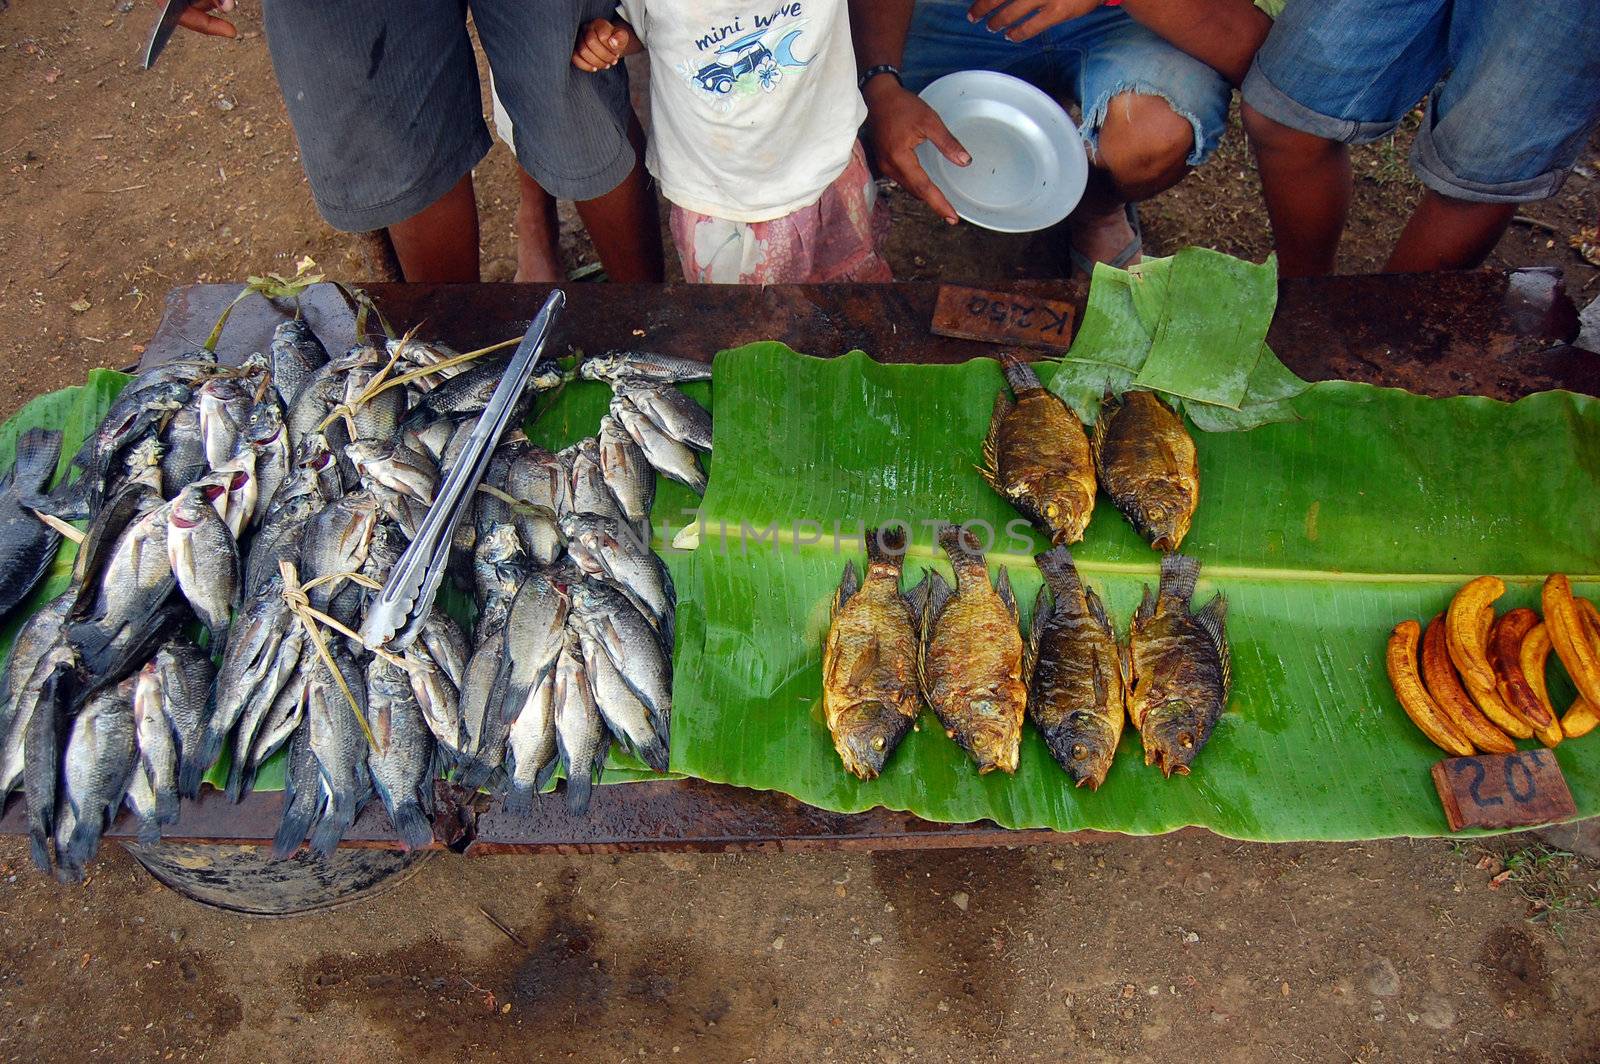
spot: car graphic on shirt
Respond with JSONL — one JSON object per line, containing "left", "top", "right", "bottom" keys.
{"left": 694, "top": 32, "right": 773, "bottom": 94}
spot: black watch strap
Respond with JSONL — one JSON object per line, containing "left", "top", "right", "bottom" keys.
{"left": 858, "top": 63, "right": 903, "bottom": 92}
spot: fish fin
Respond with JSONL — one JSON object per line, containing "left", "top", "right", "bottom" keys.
{"left": 980, "top": 394, "right": 1009, "bottom": 486}
{"left": 916, "top": 569, "right": 952, "bottom": 631}
{"left": 12, "top": 428, "right": 64, "bottom": 494}
{"left": 1194, "top": 593, "right": 1231, "bottom": 699}
{"left": 999, "top": 351, "right": 1043, "bottom": 395}
{"left": 1085, "top": 585, "right": 1114, "bottom": 636}
{"left": 388, "top": 800, "right": 434, "bottom": 852}
{"left": 1034, "top": 545, "right": 1082, "bottom": 605}
{"left": 1119, "top": 641, "right": 1138, "bottom": 728}
{"left": 831, "top": 562, "right": 859, "bottom": 619}
{"left": 995, "top": 567, "right": 1019, "bottom": 622}
{"left": 863, "top": 525, "right": 907, "bottom": 568}
{"left": 842, "top": 637, "right": 883, "bottom": 691}
{"left": 1133, "top": 584, "right": 1157, "bottom": 627}
{"left": 1158, "top": 552, "right": 1200, "bottom": 606}
{"left": 1025, "top": 585, "right": 1050, "bottom": 687}
{"left": 504, "top": 778, "right": 536, "bottom": 817}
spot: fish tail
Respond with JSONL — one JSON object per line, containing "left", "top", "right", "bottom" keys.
{"left": 181, "top": 730, "right": 224, "bottom": 799}
{"left": 935, "top": 522, "right": 978, "bottom": 563}
{"left": 56, "top": 817, "right": 107, "bottom": 883}
{"left": 28, "top": 827, "right": 53, "bottom": 874}
{"left": 137, "top": 815, "right": 163, "bottom": 846}
{"left": 308, "top": 793, "right": 355, "bottom": 858}
{"left": 999, "top": 352, "right": 1043, "bottom": 395}
{"left": 388, "top": 799, "right": 434, "bottom": 852}
{"left": 155, "top": 788, "right": 180, "bottom": 825}
{"left": 564, "top": 771, "right": 594, "bottom": 816}
{"left": 504, "top": 775, "right": 536, "bottom": 817}
{"left": 13, "top": 428, "right": 63, "bottom": 494}
{"left": 864, "top": 526, "right": 908, "bottom": 567}
{"left": 1158, "top": 552, "right": 1200, "bottom": 604}
{"left": 638, "top": 732, "right": 671, "bottom": 774}
{"left": 1034, "top": 545, "right": 1084, "bottom": 601}
{"left": 270, "top": 791, "right": 317, "bottom": 861}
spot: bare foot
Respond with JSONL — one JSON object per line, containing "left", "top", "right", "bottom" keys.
{"left": 513, "top": 257, "right": 564, "bottom": 284}
{"left": 1067, "top": 200, "right": 1140, "bottom": 273}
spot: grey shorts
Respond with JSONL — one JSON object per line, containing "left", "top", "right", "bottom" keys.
{"left": 262, "top": 0, "right": 636, "bottom": 232}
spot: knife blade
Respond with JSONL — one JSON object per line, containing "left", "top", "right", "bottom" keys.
{"left": 143, "top": 0, "right": 194, "bottom": 70}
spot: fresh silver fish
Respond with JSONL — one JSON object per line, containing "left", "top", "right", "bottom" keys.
{"left": 579, "top": 350, "right": 712, "bottom": 384}
{"left": 195, "top": 450, "right": 258, "bottom": 539}
{"left": 244, "top": 398, "right": 291, "bottom": 523}
{"left": 341, "top": 363, "right": 403, "bottom": 444}
{"left": 113, "top": 433, "right": 165, "bottom": 497}
{"left": 225, "top": 622, "right": 305, "bottom": 801}
{"left": 597, "top": 413, "right": 655, "bottom": 533}
{"left": 166, "top": 483, "right": 240, "bottom": 646}
{"left": 23, "top": 643, "right": 76, "bottom": 871}
{"left": 301, "top": 644, "right": 373, "bottom": 857}
{"left": 553, "top": 629, "right": 607, "bottom": 815}
{"left": 193, "top": 574, "right": 291, "bottom": 795}
{"left": 498, "top": 444, "right": 564, "bottom": 567}
{"left": 55, "top": 677, "right": 137, "bottom": 882}
{"left": 487, "top": 569, "right": 571, "bottom": 787}
{"left": 559, "top": 511, "right": 673, "bottom": 641}
{"left": 503, "top": 668, "right": 557, "bottom": 814}
{"left": 576, "top": 619, "right": 668, "bottom": 772}
{"left": 153, "top": 635, "right": 215, "bottom": 798}
{"left": 196, "top": 376, "right": 251, "bottom": 469}
{"left": 270, "top": 319, "right": 330, "bottom": 409}
{"left": 613, "top": 378, "right": 712, "bottom": 453}
{"left": 611, "top": 393, "right": 706, "bottom": 494}
{"left": 404, "top": 635, "right": 464, "bottom": 762}
{"left": 565, "top": 437, "right": 632, "bottom": 530}
{"left": 569, "top": 578, "right": 672, "bottom": 729}
{"left": 0, "top": 595, "right": 72, "bottom": 798}
{"left": 365, "top": 657, "right": 436, "bottom": 850}
{"left": 298, "top": 489, "right": 380, "bottom": 626}
{"left": 158, "top": 402, "right": 208, "bottom": 492}
{"left": 132, "top": 660, "right": 179, "bottom": 835}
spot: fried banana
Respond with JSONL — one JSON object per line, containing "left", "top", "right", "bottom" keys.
{"left": 1490, "top": 608, "right": 1556, "bottom": 730}
{"left": 1542, "top": 574, "right": 1600, "bottom": 710}
{"left": 1444, "top": 577, "right": 1535, "bottom": 734}
{"left": 1419, "top": 614, "right": 1515, "bottom": 754}
{"left": 1563, "top": 698, "right": 1597, "bottom": 739}
{"left": 1515, "top": 621, "right": 1565, "bottom": 747}
{"left": 1387, "top": 620, "right": 1473, "bottom": 757}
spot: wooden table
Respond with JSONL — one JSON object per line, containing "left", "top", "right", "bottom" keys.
{"left": 3, "top": 270, "right": 1591, "bottom": 856}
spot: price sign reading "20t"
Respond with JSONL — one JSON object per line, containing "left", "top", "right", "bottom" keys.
{"left": 1431, "top": 748, "right": 1576, "bottom": 832}
{"left": 931, "top": 286, "right": 1077, "bottom": 351}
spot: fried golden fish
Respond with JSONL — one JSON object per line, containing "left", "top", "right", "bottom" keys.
{"left": 1027, "top": 546, "right": 1125, "bottom": 789}
{"left": 1092, "top": 390, "right": 1199, "bottom": 552}
{"left": 1127, "top": 553, "right": 1229, "bottom": 777}
{"left": 821, "top": 527, "right": 922, "bottom": 780}
{"left": 914, "top": 524, "right": 1027, "bottom": 774}
{"left": 981, "top": 353, "right": 1096, "bottom": 545}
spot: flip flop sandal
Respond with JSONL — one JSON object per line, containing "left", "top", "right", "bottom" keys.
{"left": 1066, "top": 202, "right": 1142, "bottom": 277}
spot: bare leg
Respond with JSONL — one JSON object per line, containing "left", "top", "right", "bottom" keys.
{"left": 385, "top": 171, "right": 481, "bottom": 283}
{"left": 1070, "top": 92, "right": 1195, "bottom": 269}
{"left": 1241, "top": 102, "right": 1350, "bottom": 277}
{"left": 515, "top": 168, "right": 565, "bottom": 283}
{"left": 1384, "top": 191, "right": 1517, "bottom": 273}
{"left": 571, "top": 116, "right": 666, "bottom": 283}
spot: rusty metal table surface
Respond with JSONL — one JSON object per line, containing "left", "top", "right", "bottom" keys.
{"left": 4, "top": 270, "right": 1590, "bottom": 855}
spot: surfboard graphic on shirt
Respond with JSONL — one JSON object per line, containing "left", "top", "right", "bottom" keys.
{"left": 674, "top": 8, "right": 813, "bottom": 111}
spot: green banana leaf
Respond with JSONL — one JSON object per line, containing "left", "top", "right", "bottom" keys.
{"left": 0, "top": 368, "right": 131, "bottom": 655}
{"left": 667, "top": 343, "right": 1600, "bottom": 841}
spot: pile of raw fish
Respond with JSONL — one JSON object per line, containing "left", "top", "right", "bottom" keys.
{"left": 0, "top": 321, "right": 710, "bottom": 881}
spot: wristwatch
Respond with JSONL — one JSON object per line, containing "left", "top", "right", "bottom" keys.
{"left": 857, "top": 63, "right": 903, "bottom": 92}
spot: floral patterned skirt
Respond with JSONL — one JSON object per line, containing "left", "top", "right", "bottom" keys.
{"left": 669, "top": 141, "right": 894, "bottom": 284}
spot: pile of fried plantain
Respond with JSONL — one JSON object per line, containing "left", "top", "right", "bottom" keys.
{"left": 1386, "top": 574, "right": 1600, "bottom": 755}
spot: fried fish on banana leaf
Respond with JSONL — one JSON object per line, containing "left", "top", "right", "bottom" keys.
{"left": 981, "top": 353, "right": 1096, "bottom": 545}
{"left": 1127, "top": 553, "right": 1229, "bottom": 777}
{"left": 915, "top": 524, "right": 1026, "bottom": 774}
{"left": 821, "top": 527, "right": 922, "bottom": 780}
{"left": 1027, "top": 546, "right": 1124, "bottom": 790}
{"left": 1092, "top": 390, "right": 1199, "bottom": 552}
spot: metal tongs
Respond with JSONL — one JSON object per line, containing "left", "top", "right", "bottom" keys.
{"left": 359, "top": 289, "right": 567, "bottom": 651}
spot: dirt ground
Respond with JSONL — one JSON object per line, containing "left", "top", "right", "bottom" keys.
{"left": 3, "top": 4, "right": 1600, "bottom": 1063}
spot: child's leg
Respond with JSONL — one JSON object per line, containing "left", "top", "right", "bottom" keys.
{"left": 514, "top": 169, "right": 564, "bottom": 283}
{"left": 1383, "top": 193, "right": 1515, "bottom": 274}
{"left": 1386, "top": 0, "right": 1600, "bottom": 272}
{"left": 387, "top": 172, "right": 482, "bottom": 283}
{"left": 1240, "top": 0, "right": 1451, "bottom": 276}
{"left": 1240, "top": 106, "right": 1351, "bottom": 277}
{"left": 572, "top": 114, "right": 666, "bottom": 283}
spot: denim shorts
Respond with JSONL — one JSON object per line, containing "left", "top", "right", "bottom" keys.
{"left": 261, "top": 0, "right": 636, "bottom": 232}
{"left": 1243, "top": 0, "right": 1600, "bottom": 203}
{"left": 901, "top": 2, "right": 1232, "bottom": 167}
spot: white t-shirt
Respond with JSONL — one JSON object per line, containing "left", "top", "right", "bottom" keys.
{"left": 618, "top": 0, "right": 867, "bottom": 223}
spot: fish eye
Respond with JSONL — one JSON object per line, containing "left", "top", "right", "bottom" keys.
{"left": 1045, "top": 502, "right": 1059, "bottom": 518}
{"left": 1178, "top": 732, "right": 1193, "bottom": 749}
{"left": 871, "top": 735, "right": 886, "bottom": 751}
{"left": 1071, "top": 743, "right": 1088, "bottom": 761}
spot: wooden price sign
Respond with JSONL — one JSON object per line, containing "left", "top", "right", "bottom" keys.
{"left": 931, "top": 285, "right": 1077, "bottom": 351}
{"left": 1431, "top": 749, "right": 1576, "bottom": 832}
